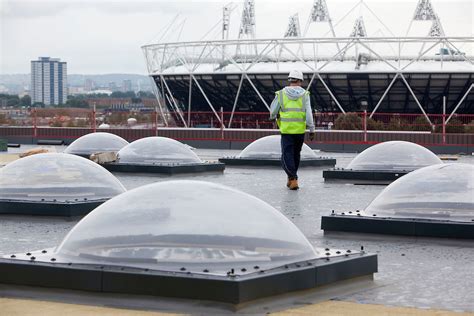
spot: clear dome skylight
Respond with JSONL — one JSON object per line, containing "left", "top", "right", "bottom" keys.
{"left": 55, "top": 181, "right": 318, "bottom": 275}
{"left": 364, "top": 163, "right": 474, "bottom": 222}
{"left": 65, "top": 132, "right": 128, "bottom": 156}
{"left": 347, "top": 141, "right": 442, "bottom": 171}
{"left": 117, "top": 137, "right": 201, "bottom": 164}
{"left": 238, "top": 135, "right": 316, "bottom": 159}
{"left": 0, "top": 153, "right": 126, "bottom": 202}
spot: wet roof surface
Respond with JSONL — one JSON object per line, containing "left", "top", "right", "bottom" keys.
{"left": 0, "top": 146, "right": 473, "bottom": 313}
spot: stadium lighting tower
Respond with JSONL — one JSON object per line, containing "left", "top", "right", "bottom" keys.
{"left": 238, "top": 0, "right": 256, "bottom": 39}
{"left": 349, "top": 16, "right": 367, "bottom": 38}
{"left": 347, "top": 16, "right": 367, "bottom": 62}
{"left": 413, "top": 0, "right": 437, "bottom": 21}
{"left": 222, "top": 3, "right": 236, "bottom": 40}
{"left": 222, "top": 2, "right": 237, "bottom": 60}
{"left": 406, "top": 0, "right": 447, "bottom": 56}
{"left": 303, "top": 0, "right": 337, "bottom": 38}
{"left": 303, "top": 0, "right": 339, "bottom": 54}
{"left": 428, "top": 15, "right": 445, "bottom": 37}
{"left": 285, "top": 13, "right": 301, "bottom": 38}
{"left": 405, "top": 0, "right": 437, "bottom": 37}
{"left": 419, "top": 15, "right": 448, "bottom": 56}
{"left": 237, "top": 0, "right": 257, "bottom": 56}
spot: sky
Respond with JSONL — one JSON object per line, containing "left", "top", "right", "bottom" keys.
{"left": 0, "top": 0, "right": 472, "bottom": 74}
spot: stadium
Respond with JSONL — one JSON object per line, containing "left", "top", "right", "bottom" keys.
{"left": 141, "top": 0, "right": 473, "bottom": 128}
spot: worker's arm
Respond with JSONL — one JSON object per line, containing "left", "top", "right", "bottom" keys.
{"left": 304, "top": 94, "right": 315, "bottom": 133}
{"left": 269, "top": 95, "right": 280, "bottom": 120}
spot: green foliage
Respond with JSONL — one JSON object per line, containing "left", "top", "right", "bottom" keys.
{"left": 74, "top": 118, "right": 89, "bottom": 128}
{"left": 65, "top": 98, "right": 89, "bottom": 108}
{"left": 65, "top": 119, "right": 87, "bottom": 128}
{"left": 32, "top": 102, "right": 45, "bottom": 108}
{"left": 0, "top": 113, "right": 8, "bottom": 124}
{"left": 366, "top": 118, "right": 385, "bottom": 130}
{"left": 0, "top": 94, "right": 20, "bottom": 107}
{"left": 386, "top": 116, "right": 412, "bottom": 131}
{"left": 434, "top": 118, "right": 466, "bottom": 133}
{"left": 411, "top": 116, "right": 432, "bottom": 131}
{"left": 445, "top": 118, "right": 465, "bottom": 133}
{"left": 134, "top": 113, "right": 152, "bottom": 123}
{"left": 136, "top": 91, "right": 154, "bottom": 98}
{"left": 333, "top": 113, "right": 362, "bottom": 130}
{"left": 107, "top": 112, "right": 129, "bottom": 125}
{"left": 110, "top": 91, "right": 136, "bottom": 98}
{"left": 50, "top": 120, "right": 63, "bottom": 127}
{"left": 0, "top": 138, "right": 6, "bottom": 151}
{"left": 20, "top": 95, "right": 31, "bottom": 107}
{"left": 465, "top": 121, "right": 474, "bottom": 133}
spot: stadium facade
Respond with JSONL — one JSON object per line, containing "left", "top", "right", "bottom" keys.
{"left": 142, "top": 0, "right": 473, "bottom": 127}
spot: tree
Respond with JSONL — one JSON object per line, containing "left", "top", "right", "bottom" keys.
{"left": 65, "top": 98, "right": 89, "bottom": 108}
{"left": 75, "top": 93, "right": 109, "bottom": 98}
{"left": 32, "top": 102, "right": 45, "bottom": 108}
{"left": 0, "top": 94, "right": 20, "bottom": 107}
{"left": 0, "top": 113, "right": 8, "bottom": 124}
{"left": 20, "top": 95, "right": 31, "bottom": 107}
{"left": 434, "top": 118, "right": 464, "bottom": 134}
{"left": 386, "top": 116, "right": 412, "bottom": 131}
{"left": 366, "top": 118, "right": 385, "bottom": 130}
{"left": 333, "top": 113, "right": 362, "bottom": 130}
{"left": 465, "top": 121, "right": 474, "bottom": 133}
{"left": 137, "top": 91, "right": 154, "bottom": 98}
{"left": 111, "top": 91, "right": 136, "bottom": 98}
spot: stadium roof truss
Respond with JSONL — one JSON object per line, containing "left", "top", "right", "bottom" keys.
{"left": 142, "top": 36, "right": 474, "bottom": 128}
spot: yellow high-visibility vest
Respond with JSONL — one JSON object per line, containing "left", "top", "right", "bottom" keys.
{"left": 276, "top": 89, "right": 308, "bottom": 134}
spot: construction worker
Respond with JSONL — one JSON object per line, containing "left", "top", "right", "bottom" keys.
{"left": 270, "top": 70, "right": 315, "bottom": 190}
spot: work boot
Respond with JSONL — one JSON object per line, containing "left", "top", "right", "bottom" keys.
{"left": 286, "top": 177, "right": 291, "bottom": 188}
{"left": 288, "top": 178, "right": 299, "bottom": 190}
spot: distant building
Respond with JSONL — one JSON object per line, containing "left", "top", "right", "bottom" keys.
{"left": 31, "top": 57, "right": 67, "bottom": 106}
{"left": 108, "top": 82, "right": 118, "bottom": 92}
{"left": 122, "top": 79, "right": 132, "bottom": 92}
{"left": 68, "top": 87, "right": 86, "bottom": 95}
{"left": 84, "top": 79, "right": 95, "bottom": 92}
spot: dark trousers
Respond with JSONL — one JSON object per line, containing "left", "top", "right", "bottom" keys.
{"left": 281, "top": 133, "right": 305, "bottom": 179}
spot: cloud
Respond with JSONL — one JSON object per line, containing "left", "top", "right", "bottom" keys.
{"left": 1, "top": 0, "right": 215, "bottom": 19}
{"left": 1, "top": 0, "right": 472, "bottom": 74}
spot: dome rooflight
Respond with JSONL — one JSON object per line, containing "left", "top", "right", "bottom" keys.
{"left": 0, "top": 153, "right": 126, "bottom": 216}
{"left": 101, "top": 137, "right": 224, "bottom": 174}
{"left": 220, "top": 135, "right": 336, "bottom": 167}
{"left": 1, "top": 181, "right": 377, "bottom": 303}
{"left": 322, "top": 163, "right": 474, "bottom": 239}
{"left": 65, "top": 132, "right": 128, "bottom": 157}
{"left": 323, "top": 141, "right": 442, "bottom": 184}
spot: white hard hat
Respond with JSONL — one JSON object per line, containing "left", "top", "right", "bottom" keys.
{"left": 288, "top": 69, "right": 304, "bottom": 81}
